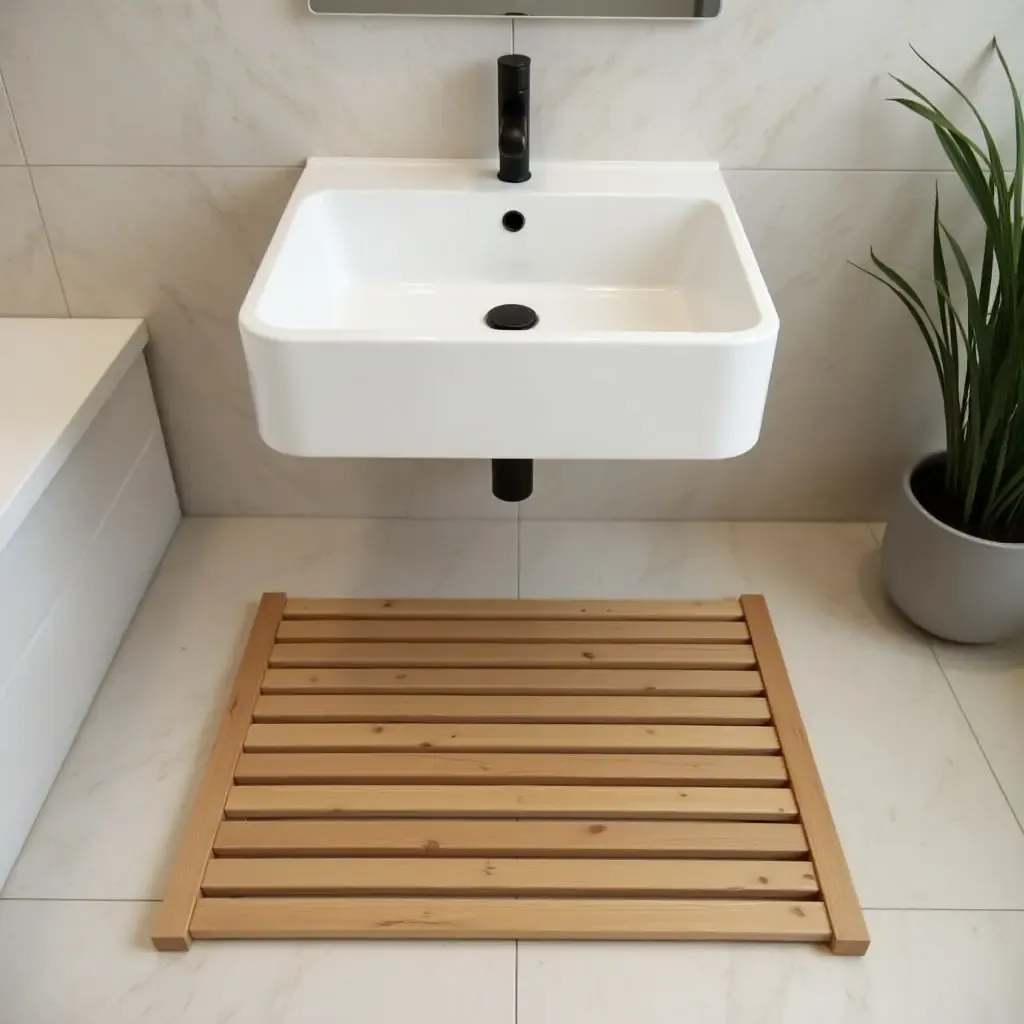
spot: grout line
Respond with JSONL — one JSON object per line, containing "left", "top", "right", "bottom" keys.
{"left": 513, "top": 938, "right": 519, "bottom": 1024}
{"left": 862, "top": 907, "right": 1024, "bottom": 914}
{"left": 516, "top": 507, "right": 522, "bottom": 599}
{"left": 0, "top": 66, "right": 26, "bottom": 165}
{"left": 24, "top": 168, "right": 72, "bottom": 315}
{"left": 0, "top": 67, "right": 73, "bottom": 316}
{"left": 0, "top": 897, "right": 161, "bottom": 904}
{"left": 11, "top": 164, "right": 962, "bottom": 174}
{"left": 928, "top": 643, "right": 1024, "bottom": 837}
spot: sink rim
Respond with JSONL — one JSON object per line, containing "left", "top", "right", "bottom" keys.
{"left": 240, "top": 157, "right": 779, "bottom": 348}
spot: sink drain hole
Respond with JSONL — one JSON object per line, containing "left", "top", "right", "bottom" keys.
{"left": 485, "top": 304, "right": 539, "bottom": 331}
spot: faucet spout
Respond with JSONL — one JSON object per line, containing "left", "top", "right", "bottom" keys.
{"left": 497, "top": 54, "right": 531, "bottom": 183}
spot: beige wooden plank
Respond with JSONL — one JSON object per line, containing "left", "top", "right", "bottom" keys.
{"left": 284, "top": 598, "right": 745, "bottom": 621}
{"left": 213, "top": 818, "right": 810, "bottom": 859}
{"left": 741, "top": 594, "right": 870, "bottom": 957}
{"left": 223, "top": 784, "right": 798, "bottom": 822}
{"left": 191, "top": 897, "right": 832, "bottom": 942}
{"left": 277, "top": 618, "right": 750, "bottom": 645}
{"left": 234, "top": 751, "right": 790, "bottom": 787}
{"left": 268, "top": 642, "right": 757, "bottom": 671}
{"left": 252, "top": 694, "right": 772, "bottom": 726}
{"left": 261, "top": 667, "right": 765, "bottom": 697}
{"left": 244, "top": 722, "right": 780, "bottom": 755}
{"left": 150, "top": 592, "right": 287, "bottom": 952}
{"left": 201, "top": 857, "right": 819, "bottom": 899}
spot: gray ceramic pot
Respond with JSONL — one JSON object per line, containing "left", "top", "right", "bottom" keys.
{"left": 881, "top": 453, "right": 1024, "bottom": 644}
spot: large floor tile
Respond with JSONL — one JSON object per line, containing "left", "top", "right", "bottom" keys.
{"left": 0, "top": 899, "right": 514, "bottom": 1024}
{"left": 2, "top": 518, "right": 517, "bottom": 900}
{"left": 519, "top": 522, "right": 1024, "bottom": 909}
{"left": 518, "top": 910, "right": 1024, "bottom": 1024}
{"left": 934, "top": 639, "right": 1024, "bottom": 828}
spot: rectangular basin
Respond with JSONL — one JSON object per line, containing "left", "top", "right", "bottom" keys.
{"left": 240, "top": 159, "right": 779, "bottom": 460}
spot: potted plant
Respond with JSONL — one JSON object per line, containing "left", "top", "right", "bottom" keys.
{"left": 857, "top": 41, "right": 1024, "bottom": 643}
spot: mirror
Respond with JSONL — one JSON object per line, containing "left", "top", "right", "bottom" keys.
{"left": 310, "top": 1, "right": 721, "bottom": 17}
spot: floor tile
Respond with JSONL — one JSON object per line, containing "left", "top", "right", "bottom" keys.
{"left": 517, "top": 910, "right": 1024, "bottom": 1024}
{"left": 519, "top": 522, "right": 1024, "bottom": 909}
{"left": 2, "top": 518, "right": 517, "bottom": 900}
{"left": 933, "top": 638, "right": 1024, "bottom": 828}
{"left": 0, "top": 899, "right": 514, "bottom": 1024}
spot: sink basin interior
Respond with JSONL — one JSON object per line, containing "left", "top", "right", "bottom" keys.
{"left": 255, "top": 190, "right": 762, "bottom": 336}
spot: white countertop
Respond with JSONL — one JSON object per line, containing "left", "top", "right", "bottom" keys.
{"left": 0, "top": 318, "right": 149, "bottom": 551}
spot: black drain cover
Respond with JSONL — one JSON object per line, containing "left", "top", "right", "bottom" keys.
{"left": 485, "top": 304, "right": 539, "bottom": 331}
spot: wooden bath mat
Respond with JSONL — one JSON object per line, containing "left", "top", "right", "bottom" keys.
{"left": 152, "top": 594, "right": 868, "bottom": 955}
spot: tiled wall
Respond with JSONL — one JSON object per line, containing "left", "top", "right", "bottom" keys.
{"left": 0, "top": 1, "right": 1020, "bottom": 518}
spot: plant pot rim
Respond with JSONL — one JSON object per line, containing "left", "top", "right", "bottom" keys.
{"left": 903, "top": 451, "right": 1024, "bottom": 550}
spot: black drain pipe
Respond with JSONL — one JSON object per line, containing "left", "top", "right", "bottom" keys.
{"left": 492, "top": 460, "right": 534, "bottom": 503}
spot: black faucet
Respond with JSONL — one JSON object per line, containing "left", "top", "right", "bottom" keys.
{"left": 497, "top": 54, "right": 531, "bottom": 183}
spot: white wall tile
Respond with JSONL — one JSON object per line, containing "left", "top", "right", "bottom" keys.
{"left": 523, "top": 170, "right": 973, "bottom": 520}
{"left": 516, "top": 0, "right": 1024, "bottom": 168}
{"left": 0, "top": 2, "right": 511, "bottom": 166}
{"left": 7, "top": 1, "right": 1018, "bottom": 516}
{"left": 32, "top": 166, "right": 512, "bottom": 517}
{"left": 0, "top": 76, "right": 22, "bottom": 164}
{"left": 0, "top": 169, "right": 65, "bottom": 316}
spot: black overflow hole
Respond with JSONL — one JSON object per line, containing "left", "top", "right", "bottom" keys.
{"left": 502, "top": 210, "right": 526, "bottom": 233}
{"left": 486, "top": 304, "right": 539, "bottom": 331}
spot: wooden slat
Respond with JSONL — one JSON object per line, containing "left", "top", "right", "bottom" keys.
{"left": 284, "top": 598, "right": 745, "bottom": 621}
{"left": 277, "top": 618, "right": 750, "bottom": 645}
{"left": 244, "top": 722, "right": 781, "bottom": 754}
{"left": 191, "top": 897, "right": 832, "bottom": 942}
{"left": 234, "top": 751, "right": 790, "bottom": 787}
{"left": 269, "top": 642, "right": 757, "bottom": 671}
{"left": 742, "top": 594, "right": 870, "bottom": 957}
{"left": 261, "top": 667, "right": 765, "bottom": 697}
{"left": 201, "top": 857, "right": 819, "bottom": 899}
{"left": 150, "top": 593, "right": 287, "bottom": 952}
{"left": 214, "top": 819, "right": 811, "bottom": 859}
{"left": 252, "top": 694, "right": 772, "bottom": 725}
{"left": 224, "top": 784, "right": 799, "bottom": 822}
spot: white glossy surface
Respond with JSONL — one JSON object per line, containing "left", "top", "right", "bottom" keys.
{"left": 0, "top": 355, "right": 180, "bottom": 886}
{"left": 3, "top": 519, "right": 1024, "bottom": 1022}
{"left": 241, "top": 159, "right": 778, "bottom": 460}
{"left": 0, "top": 318, "right": 148, "bottom": 550}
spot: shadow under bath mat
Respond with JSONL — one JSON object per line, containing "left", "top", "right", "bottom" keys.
{"left": 152, "top": 594, "right": 868, "bottom": 955}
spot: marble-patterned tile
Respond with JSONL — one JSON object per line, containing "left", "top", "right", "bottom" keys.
{"left": 0, "top": 75, "right": 22, "bottom": 164}
{"left": 0, "top": 168, "right": 66, "bottom": 315}
{"left": 2, "top": 518, "right": 516, "bottom": 900}
{"left": 517, "top": 0, "right": 1024, "bottom": 168}
{"left": 0, "top": 900, "right": 514, "bottom": 1024}
{"left": 32, "top": 166, "right": 513, "bottom": 517}
{"left": 933, "top": 638, "right": 1024, "bottom": 828}
{"left": 519, "top": 522, "right": 1024, "bottom": 909}
{"left": 0, "top": 2, "right": 510, "bottom": 165}
{"left": 523, "top": 171, "right": 968, "bottom": 520}
{"left": 519, "top": 910, "right": 1024, "bottom": 1024}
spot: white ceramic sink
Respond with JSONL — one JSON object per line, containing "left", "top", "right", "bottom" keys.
{"left": 240, "top": 159, "right": 778, "bottom": 460}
